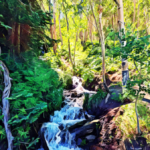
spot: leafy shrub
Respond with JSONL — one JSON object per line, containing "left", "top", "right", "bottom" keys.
{"left": 0, "top": 52, "right": 63, "bottom": 149}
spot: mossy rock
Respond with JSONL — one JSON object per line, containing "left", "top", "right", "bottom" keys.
{"left": 83, "top": 90, "right": 107, "bottom": 111}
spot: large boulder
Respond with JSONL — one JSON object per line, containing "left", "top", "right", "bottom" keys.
{"left": 83, "top": 88, "right": 124, "bottom": 117}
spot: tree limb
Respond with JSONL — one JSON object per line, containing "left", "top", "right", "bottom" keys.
{"left": 113, "top": 0, "right": 120, "bottom": 6}
{"left": 0, "top": 61, "right": 14, "bottom": 150}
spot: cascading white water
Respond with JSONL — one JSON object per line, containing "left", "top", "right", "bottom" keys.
{"left": 39, "top": 93, "right": 87, "bottom": 150}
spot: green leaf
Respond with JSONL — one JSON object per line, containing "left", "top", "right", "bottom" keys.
{"left": 0, "top": 22, "right": 12, "bottom": 29}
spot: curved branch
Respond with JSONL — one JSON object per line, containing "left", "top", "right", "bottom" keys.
{"left": 0, "top": 61, "right": 14, "bottom": 150}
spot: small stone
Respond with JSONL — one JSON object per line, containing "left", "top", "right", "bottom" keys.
{"left": 86, "top": 135, "right": 96, "bottom": 142}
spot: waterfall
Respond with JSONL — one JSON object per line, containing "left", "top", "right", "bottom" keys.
{"left": 39, "top": 92, "right": 87, "bottom": 150}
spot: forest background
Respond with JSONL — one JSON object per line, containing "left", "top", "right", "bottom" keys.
{"left": 0, "top": 0, "right": 150, "bottom": 149}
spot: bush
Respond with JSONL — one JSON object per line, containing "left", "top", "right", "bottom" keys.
{"left": 0, "top": 52, "right": 63, "bottom": 149}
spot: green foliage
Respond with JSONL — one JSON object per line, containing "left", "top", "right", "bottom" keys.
{"left": 113, "top": 102, "right": 150, "bottom": 143}
{"left": 0, "top": 0, "right": 54, "bottom": 56}
{"left": 80, "top": 139, "right": 86, "bottom": 146}
{"left": 83, "top": 89, "right": 107, "bottom": 110}
{"left": 0, "top": 53, "right": 63, "bottom": 149}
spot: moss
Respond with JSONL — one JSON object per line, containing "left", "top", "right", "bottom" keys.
{"left": 80, "top": 139, "right": 86, "bottom": 146}
{"left": 113, "top": 101, "right": 150, "bottom": 143}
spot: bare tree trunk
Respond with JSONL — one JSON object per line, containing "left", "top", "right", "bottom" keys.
{"left": 17, "top": 18, "right": 20, "bottom": 55}
{"left": 84, "top": 30, "right": 88, "bottom": 43}
{"left": 133, "top": 0, "right": 136, "bottom": 23}
{"left": 88, "top": 16, "right": 93, "bottom": 44}
{"left": 79, "top": 31, "right": 84, "bottom": 45}
{"left": 137, "top": 2, "right": 140, "bottom": 28}
{"left": 114, "top": 0, "right": 140, "bottom": 136}
{"left": 59, "top": 11, "right": 63, "bottom": 46}
{"left": 89, "top": 0, "right": 101, "bottom": 44}
{"left": 0, "top": 60, "right": 14, "bottom": 150}
{"left": 73, "top": 31, "right": 78, "bottom": 75}
{"left": 10, "top": 22, "right": 16, "bottom": 58}
{"left": 98, "top": 5, "right": 109, "bottom": 93}
{"left": 144, "top": 8, "right": 148, "bottom": 35}
{"left": 49, "top": 0, "right": 55, "bottom": 54}
{"left": 135, "top": 91, "right": 141, "bottom": 135}
{"left": 147, "top": 15, "right": 150, "bottom": 34}
{"left": 114, "top": 0, "right": 129, "bottom": 87}
{"left": 112, "top": 15, "right": 114, "bottom": 29}
{"left": 53, "top": 0, "right": 57, "bottom": 53}
{"left": 79, "top": 9, "right": 85, "bottom": 47}
{"left": 62, "top": 2, "right": 74, "bottom": 68}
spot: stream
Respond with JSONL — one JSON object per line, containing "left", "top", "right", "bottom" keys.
{"left": 38, "top": 90, "right": 93, "bottom": 150}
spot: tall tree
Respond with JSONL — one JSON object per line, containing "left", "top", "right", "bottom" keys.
{"left": 17, "top": 17, "right": 20, "bottom": 55}
{"left": 133, "top": 0, "right": 136, "bottom": 23}
{"left": 49, "top": 0, "right": 54, "bottom": 54}
{"left": 98, "top": 3, "right": 110, "bottom": 102}
{"left": 88, "top": 15, "right": 93, "bottom": 44}
{"left": 114, "top": 0, "right": 129, "bottom": 87}
{"left": 53, "top": 0, "right": 57, "bottom": 54}
{"left": 62, "top": 2, "right": 74, "bottom": 69}
{"left": 59, "top": 10, "right": 63, "bottom": 45}
{"left": 89, "top": 0, "right": 101, "bottom": 44}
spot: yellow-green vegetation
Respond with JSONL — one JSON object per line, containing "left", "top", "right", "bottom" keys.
{"left": 113, "top": 102, "right": 150, "bottom": 143}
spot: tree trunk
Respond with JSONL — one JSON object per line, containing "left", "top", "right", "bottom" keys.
{"left": 49, "top": 0, "right": 55, "bottom": 54}
{"left": 0, "top": 60, "right": 14, "bottom": 150}
{"left": 84, "top": 30, "right": 88, "bottom": 43}
{"left": 112, "top": 15, "right": 114, "bottom": 29}
{"left": 10, "top": 22, "right": 16, "bottom": 58}
{"left": 59, "top": 11, "right": 63, "bottom": 46}
{"left": 98, "top": 5, "right": 109, "bottom": 93}
{"left": 79, "top": 9, "right": 84, "bottom": 46}
{"left": 137, "top": 1, "right": 140, "bottom": 28}
{"left": 88, "top": 16, "right": 93, "bottom": 44}
{"left": 73, "top": 31, "right": 78, "bottom": 75}
{"left": 89, "top": 0, "right": 101, "bottom": 44}
{"left": 79, "top": 31, "right": 84, "bottom": 46}
{"left": 17, "top": 18, "right": 20, "bottom": 55}
{"left": 114, "top": 0, "right": 129, "bottom": 87}
{"left": 133, "top": 0, "right": 136, "bottom": 23}
{"left": 135, "top": 91, "right": 141, "bottom": 135}
{"left": 53, "top": 0, "right": 57, "bottom": 54}
{"left": 62, "top": 2, "right": 74, "bottom": 68}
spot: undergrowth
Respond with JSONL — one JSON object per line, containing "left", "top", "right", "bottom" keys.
{"left": 113, "top": 102, "right": 150, "bottom": 144}
{"left": 0, "top": 52, "right": 63, "bottom": 149}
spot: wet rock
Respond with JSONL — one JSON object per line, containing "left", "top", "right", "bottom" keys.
{"left": 77, "top": 138, "right": 83, "bottom": 145}
{"left": 63, "top": 90, "right": 85, "bottom": 108}
{"left": 83, "top": 89, "right": 123, "bottom": 117}
{"left": 123, "top": 137, "right": 150, "bottom": 150}
{"left": 68, "top": 120, "right": 87, "bottom": 130}
{"left": 85, "top": 135, "right": 96, "bottom": 142}
{"left": 90, "top": 145, "right": 103, "bottom": 150}
{"left": 70, "top": 122, "right": 96, "bottom": 139}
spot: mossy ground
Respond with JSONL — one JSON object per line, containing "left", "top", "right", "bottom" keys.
{"left": 113, "top": 101, "right": 150, "bottom": 144}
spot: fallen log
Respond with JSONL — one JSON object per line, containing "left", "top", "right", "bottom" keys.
{"left": 0, "top": 60, "right": 14, "bottom": 150}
